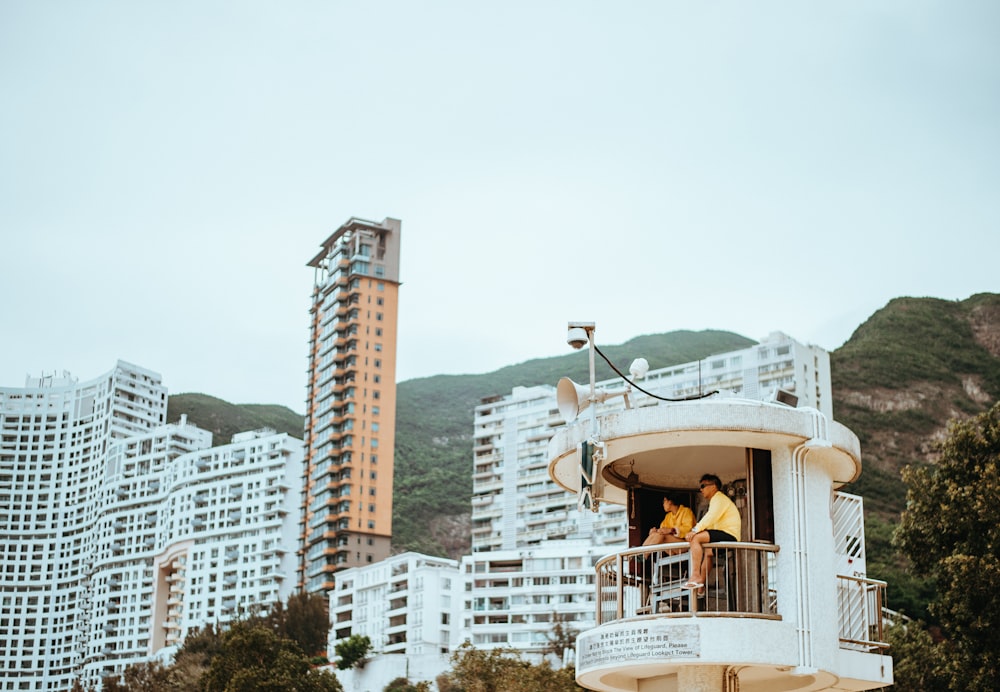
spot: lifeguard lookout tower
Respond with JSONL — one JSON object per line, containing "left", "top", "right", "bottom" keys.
{"left": 547, "top": 323, "right": 892, "bottom": 692}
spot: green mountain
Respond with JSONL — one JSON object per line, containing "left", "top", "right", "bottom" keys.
{"left": 833, "top": 293, "right": 1000, "bottom": 518}
{"left": 166, "top": 293, "right": 1000, "bottom": 615}
{"left": 166, "top": 394, "right": 304, "bottom": 446}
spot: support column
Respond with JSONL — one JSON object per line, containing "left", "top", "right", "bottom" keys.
{"left": 636, "top": 665, "right": 728, "bottom": 692}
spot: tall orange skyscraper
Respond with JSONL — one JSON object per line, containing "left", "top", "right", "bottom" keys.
{"left": 299, "top": 217, "right": 401, "bottom": 593}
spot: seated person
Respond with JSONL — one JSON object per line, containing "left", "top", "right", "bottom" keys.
{"left": 683, "top": 474, "right": 741, "bottom": 593}
{"left": 642, "top": 494, "right": 694, "bottom": 548}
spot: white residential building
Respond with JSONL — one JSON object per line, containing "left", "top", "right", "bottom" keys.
{"left": 328, "top": 552, "right": 463, "bottom": 656}
{"left": 0, "top": 362, "right": 302, "bottom": 691}
{"left": 460, "top": 541, "right": 604, "bottom": 655}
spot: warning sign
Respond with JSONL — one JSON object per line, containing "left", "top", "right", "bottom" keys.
{"left": 578, "top": 623, "right": 700, "bottom": 669}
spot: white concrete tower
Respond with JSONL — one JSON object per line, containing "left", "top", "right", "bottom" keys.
{"left": 547, "top": 323, "right": 892, "bottom": 692}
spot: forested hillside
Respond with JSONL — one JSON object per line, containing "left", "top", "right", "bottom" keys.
{"left": 166, "top": 293, "right": 1000, "bottom": 617}
{"left": 166, "top": 394, "right": 304, "bottom": 445}
{"left": 834, "top": 293, "right": 1000, "bottom": 517}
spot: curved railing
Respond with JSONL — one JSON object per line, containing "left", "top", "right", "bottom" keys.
{"left": 594, "top": 542, "right": 780, "bottom": 625}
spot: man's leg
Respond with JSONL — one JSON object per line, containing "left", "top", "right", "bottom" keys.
{"left": 642, "top": 531, "right": 664, "bottom": 546}
{"left": 687, "top": 532, "right": 710, "bottom": 585}
{"left": 700, "top": 549, "right": 714, "bottom": 597}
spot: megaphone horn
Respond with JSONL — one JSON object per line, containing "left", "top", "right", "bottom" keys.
{"left": 557, "top": 378, "right": 592, "bottom": 422}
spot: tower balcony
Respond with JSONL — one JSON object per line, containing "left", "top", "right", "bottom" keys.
{"left": 581, "top": 542, "right": 889, "bottom": 692}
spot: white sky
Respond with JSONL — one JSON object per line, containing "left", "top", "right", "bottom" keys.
{"left": 1, "top": 1, "right": 997, "bottom": 414}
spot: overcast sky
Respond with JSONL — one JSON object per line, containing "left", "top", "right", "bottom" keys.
{"left": 1, "top": 1, "right": 997, "bottom": 414}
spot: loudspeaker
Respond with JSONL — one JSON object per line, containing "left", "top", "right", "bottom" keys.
{"left": 557, "top": 378, "right": 591, "bottom": 422}
{"left": 771, "top": 388, "right": 799, "bottom": 408}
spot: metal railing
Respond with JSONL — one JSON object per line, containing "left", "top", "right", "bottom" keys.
{"left": 595, "top": 542, "right": 780, "bottom": 624}
{"left": 837, "top": 574, "right": 888, "bottom": 653}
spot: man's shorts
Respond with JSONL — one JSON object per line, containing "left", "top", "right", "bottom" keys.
{"left": 706, "top": 530, "right": 737, "bottom": 542}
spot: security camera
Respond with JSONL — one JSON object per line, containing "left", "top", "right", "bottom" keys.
{"left": 566, "top": 326, "right": 589, "bottom": 350}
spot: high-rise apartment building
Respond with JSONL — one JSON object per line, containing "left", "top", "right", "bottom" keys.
{"left": 301, "top": 217, "right": 402, "bottom": 593}
{"left": 1, "top": 363, "right": 169, "bottom": 690}
{"left": 472, "top": 385, "right": 627, "bottom": 553}
{"left": 0, "top": 362, "right": 302, "bottom": 691}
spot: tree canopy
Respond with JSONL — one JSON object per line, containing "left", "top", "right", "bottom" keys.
{"left": 203, "top": 622, "right": 342, "bottom": 692}
{"left": 334, "top": 634, "right": 372, "bottom": 671}
{"left": 894, "top": 401, "right": 1000, "bottom": 691}
{"left": 98, "top": 593, "right": 338, "bottom": 691}
{"left": 435, "top": 642, "right": 583, "bottom": 692}
{"left": 266, "top": 591, "right": 331, "bottom": 660}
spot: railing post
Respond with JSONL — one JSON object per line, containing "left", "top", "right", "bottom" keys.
{"left": 616, "top": 552, "right": 625, "bottom": 622}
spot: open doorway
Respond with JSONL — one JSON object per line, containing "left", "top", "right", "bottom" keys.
{"left": 625, "top": 448, "right": 774, "bottom": 547}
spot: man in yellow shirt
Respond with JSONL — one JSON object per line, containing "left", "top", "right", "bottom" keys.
{"left": 683, "top": 474, "right": 741, "bottom": 591}
{"left": 642, "top": 494, "right": 695, "bottom": 547}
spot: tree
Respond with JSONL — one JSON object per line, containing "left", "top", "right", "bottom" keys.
{"left": 115, "top": 660, "right": 171, "bottom": 691}
{"left": 384, "top": 677, "right": 432, "bottom": 692}
{"left": 884, "top": 620, "right": 949, "bottom": 691}
{"left": 894, "top": 401, "right": 1000, "bottom": 691}
{"left": 98, "top": 679, "right": 123, "bottom": 692}
{"left": 268, "top": 591, "right": 331, "bottom": 661}
{"left": 542, "top": 611, "right": 579, "bottom": 664}
{"left": 436, "top": 641, "right": 584, "bottom": 692}
{"left": 203, "top": 621, "right": 342, "bottom": 692}
{"left": 333, "top": 634, "right": 372, "bottom": 670}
